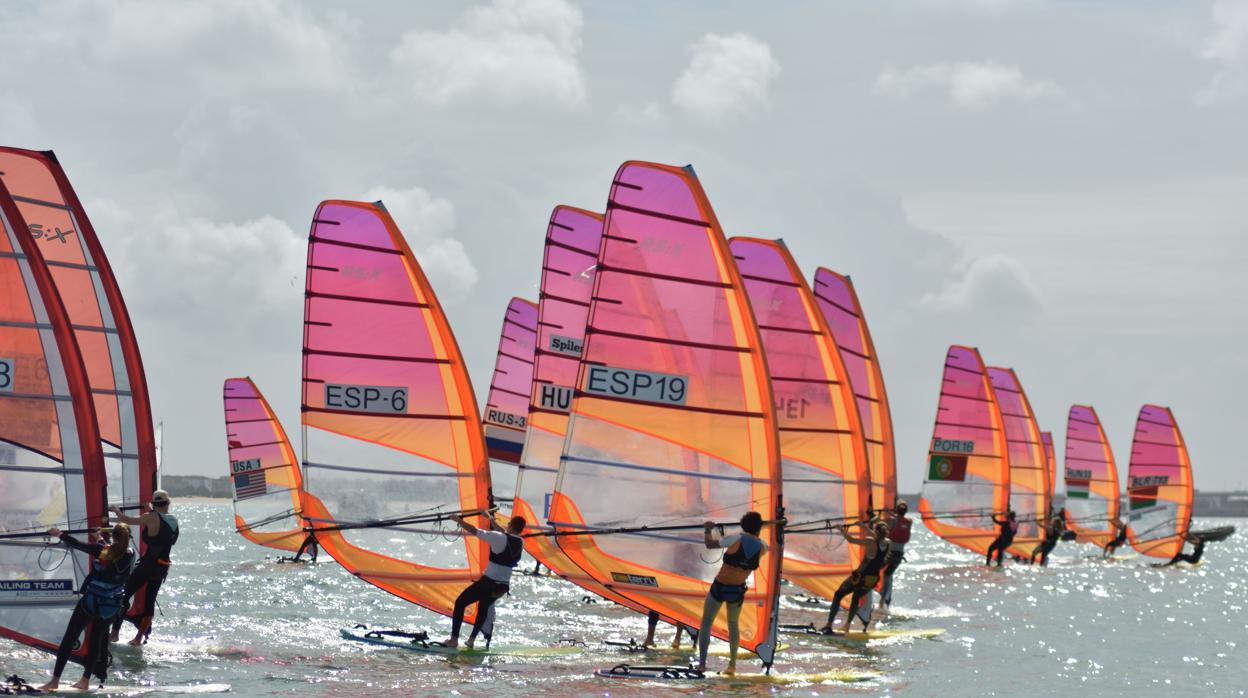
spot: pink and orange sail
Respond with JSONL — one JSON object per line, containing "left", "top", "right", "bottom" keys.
{"left": 482, "top": 297, "right": 538, "bottom": 493}
{"left": 920, "top": 346, "right": 1010, "bottom": 555}
{"left": 1064, "top": 405, "right": 1120, "bottom": 548}
{"left": 813, "top": 269, "right": 897, "bottom": 513}
{"left": 1126, "top": 405, "right": 1193, "bottom": 559}
{"left": 300, "top": 200, "right": 491, "bottom": 621}
{"left": 1042, "top": 432, "right": 1058, "bottom": 498}
{"left": 551, "top": 162, "right": 782, "bottom": 665}
{"left": 511, "top": 206, "right": 655, "bottom": 616}
{"left": 0, "top": 148, "right": 157, "bottom": 512}
{"left": 222, "top": 377, "right": 310, "bottom": 553}
{"left": 987, "top": 367, "right": 1049, "bottom": 557}
{"left": 732, "top": 238, "right": 869, "bottom": 599}
{"left": 0, "top": 179, "right": 106, "bottom": 660}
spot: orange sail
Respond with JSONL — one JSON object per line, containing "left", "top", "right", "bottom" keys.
{"left": 813, "top": 269, "right": 897, "bottom": 513}
{"left": 732, "top": 238, "right": 869, "bottom": 599}
{"left": 222, "top": 377, "right": 309, "bottom": 553}
{"left": 482, "top": 297, "right": 538, "bottom": 497}
{"left": 1126, "top": 405, "right": 1193, "bottom": 559}
{"left": 300, "top": 200, "right": 491, "bottom": 620}
{"left": 987, "top": 367, "right": 1049, "bottom": 557}
{"left": 0, "top": 148, "right": 156, "bottom": 512}
{"left": 511, "top": 206, "right": 654, "bottom": 616}
{"left": 920, "top": 346, "right": 1010, "bottom": 556}
{"left": 1064, "top": 405, "right": 1120, "bottom": 548}
{"left": 0, "top": 181, "right": 106, "bottom": 659}
{"left": 1042, "top": 432, "right": 1057, "bottom": 497}
{"left": 550, "top": 162, "right": 782, "bottom": 665}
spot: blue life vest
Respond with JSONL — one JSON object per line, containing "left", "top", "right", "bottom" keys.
{"left": 83, "top": 551, "right": 134, "bottom": 620}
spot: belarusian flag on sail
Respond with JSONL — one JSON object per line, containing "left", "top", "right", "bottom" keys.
{"left": 1129, "top": 486, "right": 1159, "bottom": 511}
{"left": 928, "top": 453, "right": 968, "bottom": 481}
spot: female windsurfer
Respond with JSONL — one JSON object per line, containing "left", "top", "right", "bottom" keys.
{"left": 695, "top": 511, "right": 768, "bottom": 676}
{"left": 38, "top": 524, "right": 135, "bottom": 691}
{"left": 1030, "top": 515, "right": 1064, "bottom": 566}
{"left": 445, "top": 514, "right": 526, "bottom": 649}
{"left": 1163, "top": 532, "right": 1206, "bottom": 566}
{"left": 986, "top": 510, "right": 1017, "bottom": 566}
{"left": 820, "top": 522, "right": 890, "bottom": 634}
{"left": 1103, "top": 517, "right": 1129, "bottom": 558}
{"left": 877, "top": 501, "right": 911, "bottom": 610}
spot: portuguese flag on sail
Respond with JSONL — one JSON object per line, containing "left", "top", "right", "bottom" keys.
{"left": 928, "top": 454, "right": 968, "bottom": 481}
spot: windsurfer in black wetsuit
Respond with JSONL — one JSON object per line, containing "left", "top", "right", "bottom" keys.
{"left": 292, "top": 534, "right": 318, "bottom": 563}
{"left": 877, "top": 501, "right": 911, "bottom": 610}
{"left": 1029, "top": 515, "right": 1064, "bottom": 566}
{"left": 38, "top": 524, "right": 135, "bottom": 691}
{"left": 1103, "top": 516, "right": 1129, "bottom": 558}
{"left": 986, "top": 510, "right": 1017, "bottom": 566}
{"left": 1163, "top": 532, "right": 1206, "bottom": 566}
{"left": 445, "top": 515, "right": 526, "bottom": 649}
{"left": 109, "top": 490, "right": 179, "bottom": 646}
{"left": 820, "top": 522, "right": 890, "bottom": 635}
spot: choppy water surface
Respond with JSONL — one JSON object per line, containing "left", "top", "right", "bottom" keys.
{"left": 2, "top": 503, "right": 1244, "bottom": 696}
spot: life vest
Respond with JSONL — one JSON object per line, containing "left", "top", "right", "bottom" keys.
{"left": 722, "top": 535, "right": 764, "bottom": 571}
{"left": 488, "top": 533, "right": 523, "bottom": 568}
{"left": 889, "top": 517, "right": 912, "bottom": 544}
{"left": 860, "top": 540, "right": 891, "bottom": 576}
{"left": 142, "top": 512, "right": 179, "bottom": 563}
{"left": 82, "top": 551, "right": 134, "bottom": 620}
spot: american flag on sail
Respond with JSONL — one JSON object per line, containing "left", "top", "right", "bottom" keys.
{"left": 233, "top": 466, "right": 267, "bottom": 500}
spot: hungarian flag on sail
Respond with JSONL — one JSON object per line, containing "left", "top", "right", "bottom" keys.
{"left": 1066, "top": 469, "right": 1091, "bottom": 499}
{"left": 928, "top": 453, "right": 968, "bottom": 481}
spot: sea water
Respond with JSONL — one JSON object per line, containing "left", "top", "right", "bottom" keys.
{"left": 1, "top": 503, "right": 1243, "bottom": 696}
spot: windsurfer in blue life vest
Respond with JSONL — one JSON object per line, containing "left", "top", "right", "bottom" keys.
{"left": 108, "top": 489, "right": 179, "bottom": 646}
{"left": 695, "top": 511, "right": 768, "bottom": 676}
{"left": 820, "top": 521, "right": 890, "bottom": 635}
{"left": 445, "top": 514, "right": 526, "bottom": 650}
{"left": 986, "top": 510, "right": 1017, "bottom": 566}
{"left": 1103, "top": 516, "right": 1129, "bottom": 558}
{"left": 39, "top": 524, "right": 135, "bottom": 691}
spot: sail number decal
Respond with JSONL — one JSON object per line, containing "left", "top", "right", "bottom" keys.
{"left": 548, "top": 334, "right": 583, "bottom": 357}
{"left": 0, "top": 358, "right": 12, "bottom": 392}
{"left": 583, "top": 366, "right": 687, "bottom": 406}
{"left": 230, "top": 458, "right": 262, "bottom": 474}
{"left": 536, "top": 383, "right": 573, "bottom": 412}
{"left": 486, "top": 408, "right": 526, "bottom": 429}
{"left": 931, "top": 438, "right": 975, "bottom": 454}
{"left": 324, "top": 383, "right": 408, "bottom": 414}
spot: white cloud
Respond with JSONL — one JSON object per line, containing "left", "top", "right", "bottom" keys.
{"left": 364, "top": 185, "right": 479, "bottom": 300}
{"left": 389, "top": 0, "right": 586, "bottom": 108}
{"left": 919, "top": 254, "right": 1041, "bottom": 318}
{"left": 615, "top": 102, "right": 665, "bottom": 124}
{"left": 876, "top": 61, "right": 1062, "bottom": 108}
{"left": 672, "top": 33, "right": 781, "bottom": 120}
{"left": 1197, "top": 0, "right": 1248, "bottom": 106}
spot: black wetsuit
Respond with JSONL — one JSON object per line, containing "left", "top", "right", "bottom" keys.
{"left": 1031, "top": 520, "right": 1062, "bottom": 566}
{"left": 450, "top": 530, "right": 523, "bottom": 642}
{"left": 51, "top": 534, "right": 134, "bottom": 683}
{"left": 1166, "top": 539, "right": 1205, "bottom": 566}
{"left": 294, "top": 535, "right": 318, "bottom": 562}
{"left": 986, "top": 517, "right": 1017, "bottom": 566}
{"left": 113, "top": 512, "right": 178, "bottom": 636}
{"left": 827, "top": 540, "right": 890, "bottom": 630}
{"left": 1104, "top": 526, "right": 1128, "bottom": 557}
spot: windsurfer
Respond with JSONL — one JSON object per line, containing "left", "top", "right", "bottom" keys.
{"left": 39, "top": 524, "right": 135, "bottom": 691}
{"left": 986, "top": 510, "right": 1017, "bottom": 566}
{"left": 1103, "top": 517, "right": 1129, "bottom": 558}
{"left": 877, "top": 501, "right": 911, "bottom": 609}
{"left": 820, "top": 522, "right": 890, "bottom": 634}
{"left": 642, "top": 610, "right": 687, "bottom": 649}
{"left": 1029, "top": 515, "right": 1064, "bottom": 566}
{"left": 695, "top": 512, "right": 768, "bottom": 676}
{"left": 1163, "top": 532, "right": 1206, "bottom": 566}
{"left": 445, "top": 514, "right": 526, "bottom": 649}
{"left": 292, "top": 534, "right": 318, "bottom": 563}
{"left": 109, "top": 490, "right": 179, "bottom": 646}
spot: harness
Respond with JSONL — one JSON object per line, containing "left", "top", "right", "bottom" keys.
{"left": 860, "top": 540, "right": 891, "bottom": 576}
{"left": 488, "top": 533, "right": 524, "bottom": 569}
{"left": 889, "top": 517, "right": 912, "bottom": 544}
{"left": 142, "top": 512, "right": 179, "bottom": 564}
{"left": 722, "top": 535, "right": 763, "bottom": 571}
{"left": 82, "top": 551, "right": 134, "bottom": 620}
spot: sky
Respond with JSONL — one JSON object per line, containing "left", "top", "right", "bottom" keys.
{"left": 2, "top": 0, "right": 1245, "bottom": 492}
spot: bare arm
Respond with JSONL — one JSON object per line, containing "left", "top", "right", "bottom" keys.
{"left": 454, "top": 515, "right": 479, "bottom": 537}
{"left": 840, "top": 527, "right": 875, "bottom": 546}
{"left": 109, "top": 505, "right": 143, "bottom": 526}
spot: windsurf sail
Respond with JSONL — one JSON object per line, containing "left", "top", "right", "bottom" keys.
{"left": 919, "top": 346, "right": 1009, "bottom": 556}
{"left": 222, "top": 377, "right": 308, "bottom": 552}
{"left": 1126, "top": 405, "right": 1193, "bottom": 559}
{"left": 550, "top": 162, "right": 783, "bottom": 666}
{"left": 986, "top": 367, "right": 1049, "bottom": 557}
{"left": 511, "top": 206, "right": 656, "bottom": 615}
{"left": 0, "top": 181, "right": 106, "bottom": 658}
{"left": 732, "top": 238, "right": 869, "bottom": 599}
{"left": 812, "top": 269, "right": 896, "bottom": 514}
{"left": 482, "top": 297, "right": 538, "bottom": 498}
{"left": 300, "top": 200, "right": 491, "bottom": 620}
{"left": 0, "top": 148, "right": 156, "bottom": 513}
{"left": 1042, "top": 432, "right": 1057, "bottom": 497}
{"left": 1063, "top": 405, "right": 1120, "bottom": 548}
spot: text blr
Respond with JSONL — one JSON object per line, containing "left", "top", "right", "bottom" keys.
{"left": 583, "top": 366, "right": 687, "bottom": 406}
{"left": 324, "top": 383, "right": 409, "bottom": 415}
